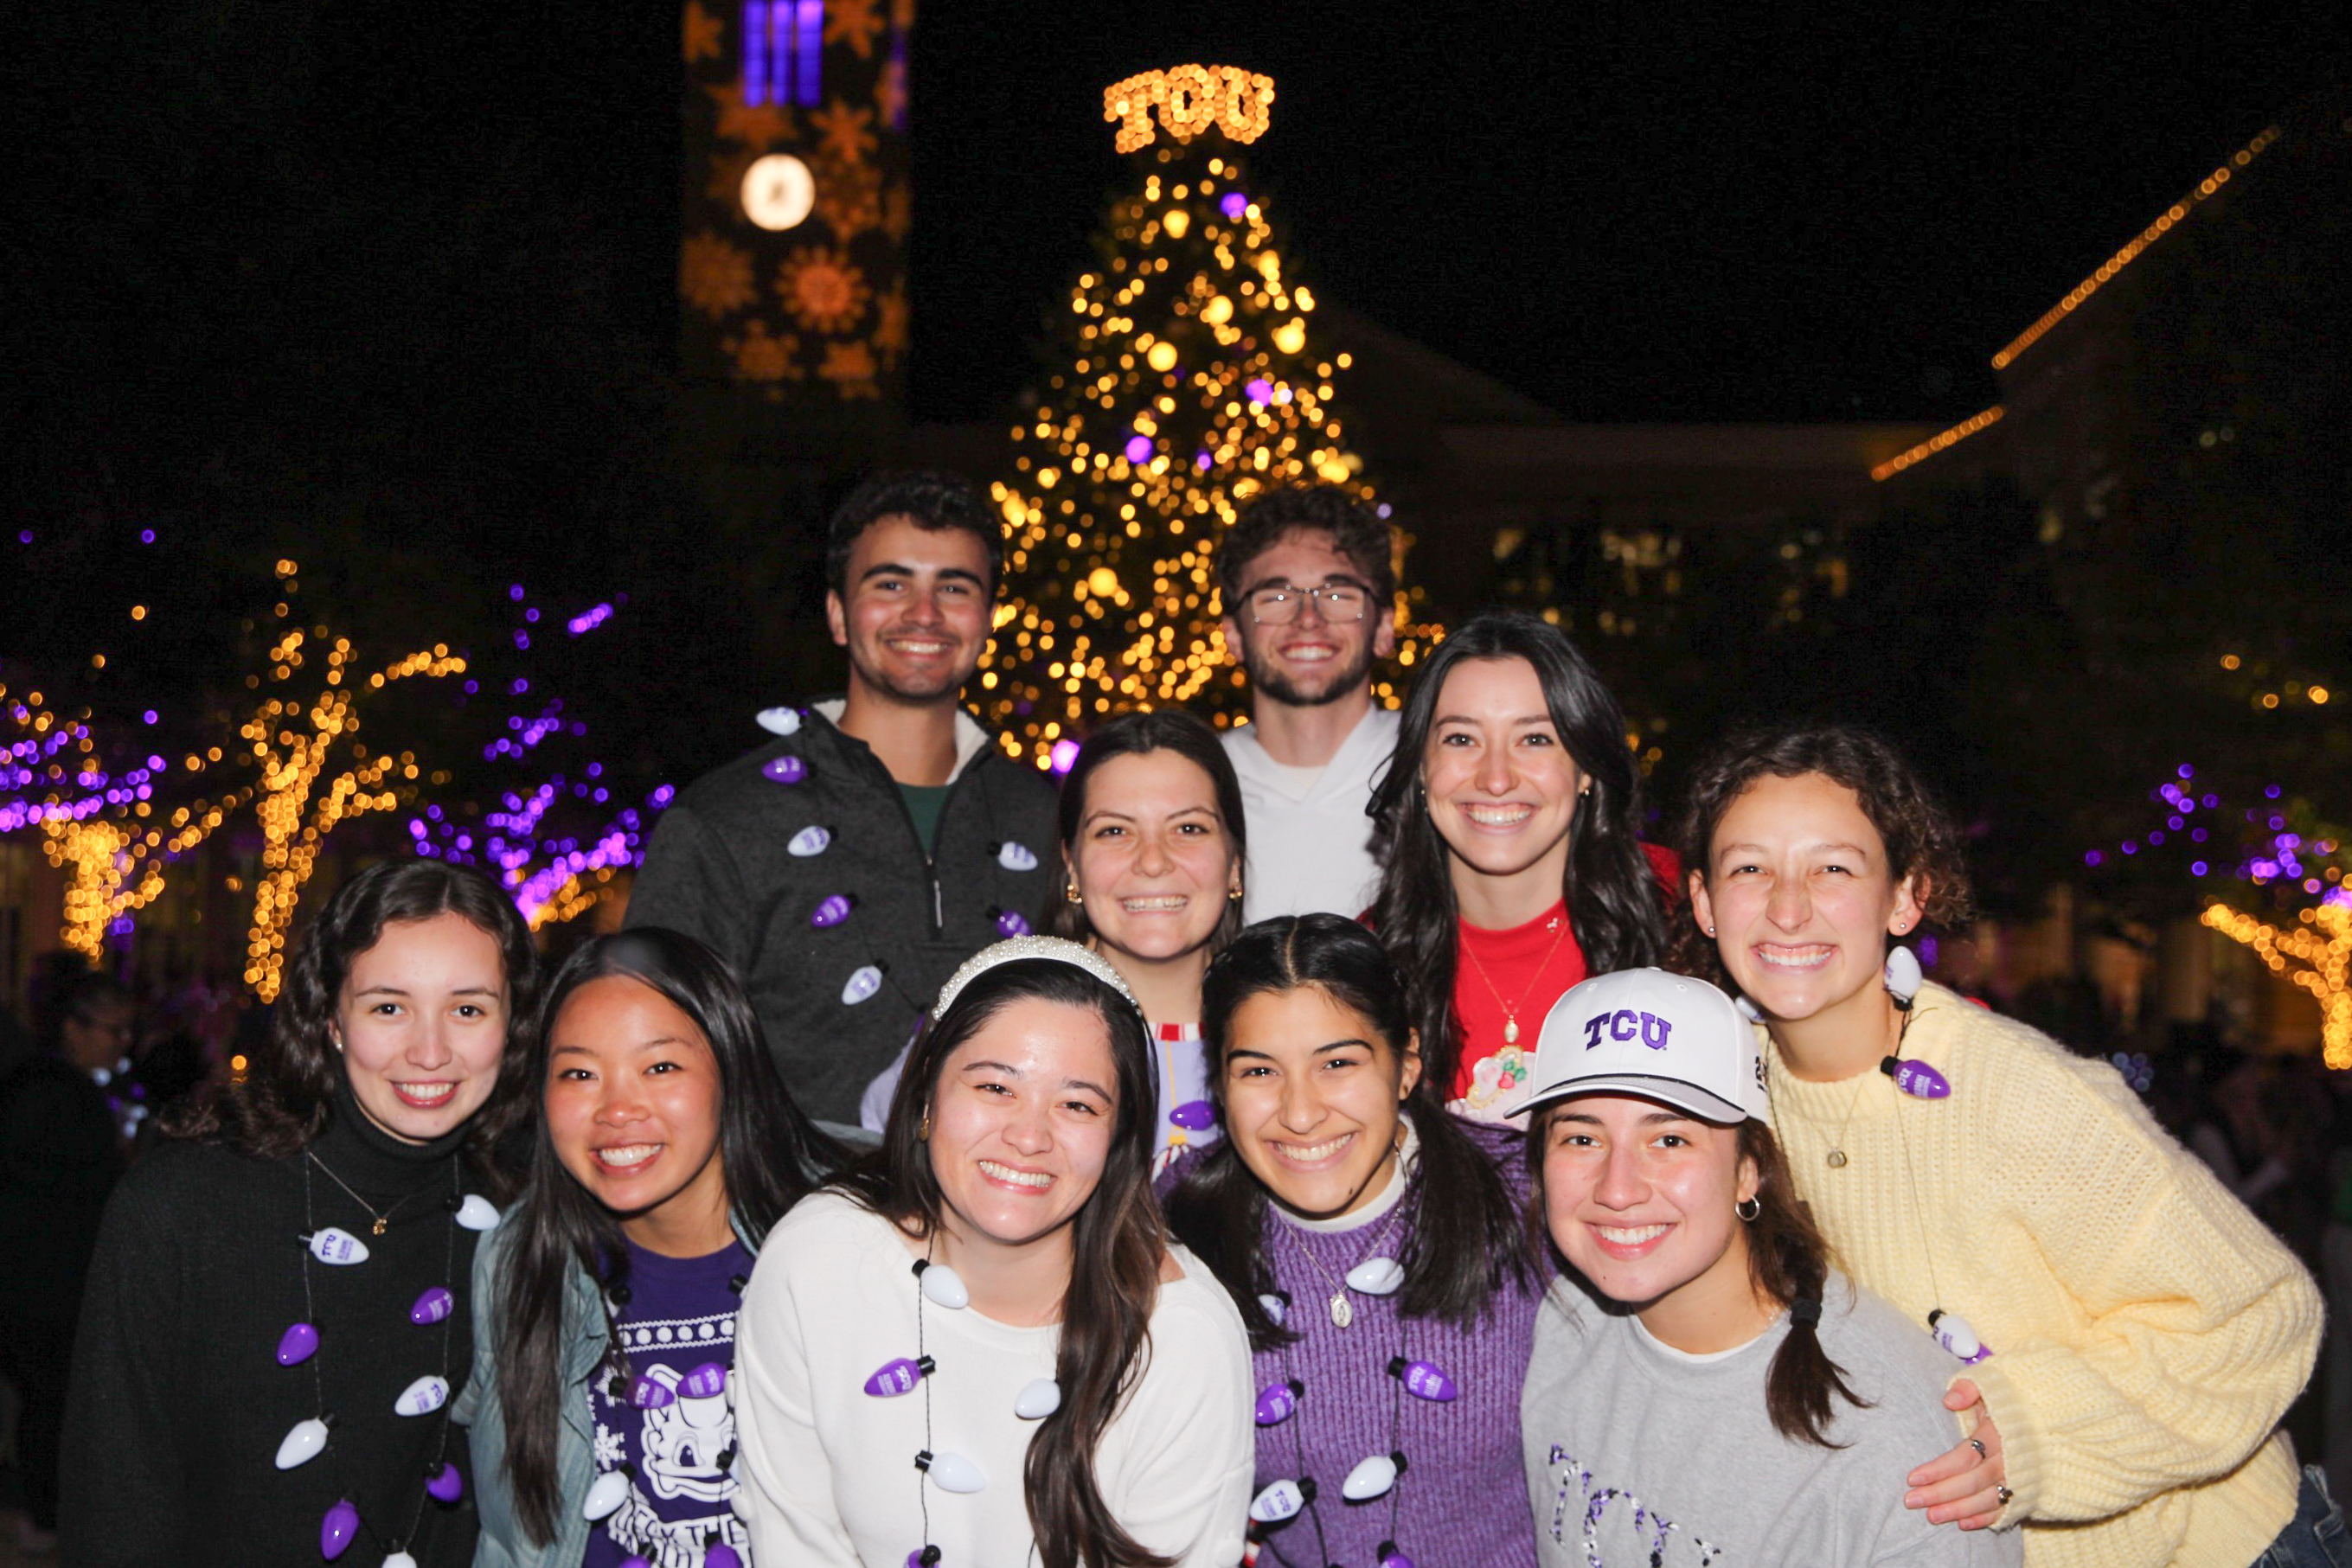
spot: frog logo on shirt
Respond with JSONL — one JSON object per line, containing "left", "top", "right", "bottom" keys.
{"left": 1544, "top": 1445, "right": 1724, "bottom": 1567}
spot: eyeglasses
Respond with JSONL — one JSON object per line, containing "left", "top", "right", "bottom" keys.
{"left": 1244, "top": 583, "right": 1371, "bottom": 624}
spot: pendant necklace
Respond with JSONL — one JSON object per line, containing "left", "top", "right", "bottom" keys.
{"left": 1461, "top": 907, "right": 1570, "bottom": 1046}
{"left": 1279, "top": 1164, "right": 1411, "bottom": 1329}
{"left": 307, "top": 1149, "right": 447, "bottom": 1237}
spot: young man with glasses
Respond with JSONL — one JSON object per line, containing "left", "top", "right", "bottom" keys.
{"left": 626, "top": 472, "right": 1058, "bottom": 1132}
{"left": 1214, "top": 486, "right": 1400, "bottom": 922}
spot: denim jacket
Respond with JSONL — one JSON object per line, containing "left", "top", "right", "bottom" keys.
{"left": 454, "top": 1213, "right": 759, "bottom": 1568}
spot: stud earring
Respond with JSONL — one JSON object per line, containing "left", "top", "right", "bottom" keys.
{"left": 1228, "top": 884, "right": 1244, "bottom": 901}
{"left": 1065, "top": 880, "right": 1084, "bottom": 906}
{"left": 1706, "top": 925, "right": 1716, "bottom": 938}
{"left": 919, "top": 1112, "right": 932, "bottom": 1142}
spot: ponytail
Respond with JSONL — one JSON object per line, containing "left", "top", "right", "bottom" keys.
{"left": 1737, "top": 1119, "right": 1869, "bottom": 1449}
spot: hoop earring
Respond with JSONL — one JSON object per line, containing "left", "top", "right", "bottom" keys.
{"left": 1228, "top": 884, "right": 1244, "bottom": 901}
{"left": 1735, "top": 1195, "right": 1760, "bottom": 1223}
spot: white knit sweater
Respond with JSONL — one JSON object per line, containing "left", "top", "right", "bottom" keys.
{"left": 732, "top": 1192, "right": 1255, "bottom": 1567}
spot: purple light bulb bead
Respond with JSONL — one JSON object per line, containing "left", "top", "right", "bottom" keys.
{"left": 1890, "top": 1059, "right": 1951, "bottom": 1099}
{"left": 1253, "top": 1379, "right": 1302, "bottom": 1425}
{"left": 762, "top": 755, "right": 808, "bottom": 785}
{"left": 1170, "top": 1099, "right": 1216, "bottom": 1132}
{"left": 425, "top": 1462, "right": 465, "bottom": 1504}
{"left": 1388, "top": 1356, "right": 1458, "bottom": 1402}
{"left": 1379, "top": 1545, "right": 1416, "bottom": 1568}
{"left": 811, "top": 893, "right": 853, "bottom": 928}
{"left": 320, "top": 1498, "right": 361, "bottom": 1560}
{"left": 621, "top": 1558, "right": 651, "bottom": 1568}
{"left": 864, "top": 1356, "right": 932, "bottom": 1398}
{"left": 630, "top": 1374, "right": 675, "bottom": 1410}
{"left": 680, "top": 1362, "right": 728, "bottom": 1399}
{"left": 276, "top": 1322, "right": 319, "bottom": 1366}
{"left": 994, "top": 909, "right": 1031, "bottom": 938}
{"left": 705, "top": 1544, "right": 742, "bottom": 1568}
{"left": 409, "top": 1286, "right": 455, "bottom": 1326}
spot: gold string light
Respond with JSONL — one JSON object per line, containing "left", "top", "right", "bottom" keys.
{"left": 982, "top": 81, "right": 1441, "bottom": 765}
{"left": 1990, "top": 125, "right": 2282, "bottom": 371}
{"left": 1870, "top": 405, "right": 2006, "bottom": 483}
{"left": 2202, "top": 899, "right": 2352, "bottom": 1068}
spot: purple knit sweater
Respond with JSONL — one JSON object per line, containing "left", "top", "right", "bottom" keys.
{"left": 1167, "top": 1117, "right": 1541, "bottom": 1568}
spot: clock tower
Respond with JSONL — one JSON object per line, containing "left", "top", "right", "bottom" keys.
{"left": 678, "top": 0, "right": 913, "bottom": 507}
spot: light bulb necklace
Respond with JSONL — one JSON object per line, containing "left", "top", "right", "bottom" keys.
{"left": 1772, "top": 946, "right": 1990, "bottom": 1367}
{"left": 286, "top": 1149, "right": 476, "bottom": 1566}
{"left": 1246, "top": 1148, "right": 1458, "bottom": 1568}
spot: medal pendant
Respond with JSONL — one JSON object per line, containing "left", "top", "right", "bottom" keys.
{"left": 1825, "top": 1150, "right": 1849, "bottom": 1168}
{"left": 1329, "top": 1292, "right": 1353, "bottom": 1329}
{"left": 1503, "top": 1018, "right": 1519, "bottom": 1045}
{"left": 371, "top": 1219, "right": 388, "bottom": 1236}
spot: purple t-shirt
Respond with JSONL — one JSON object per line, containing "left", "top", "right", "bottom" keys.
{"left": 584, "top": 1238, "right": 754, "bottom": 1568}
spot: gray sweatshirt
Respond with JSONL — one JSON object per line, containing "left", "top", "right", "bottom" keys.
{"left": 1522, "top": 1271, "right": 2021, "bottom": 1568}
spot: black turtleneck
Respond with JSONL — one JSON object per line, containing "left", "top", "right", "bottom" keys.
{"left": 60, "top": 1087, "right": 490, "bottom": 1568}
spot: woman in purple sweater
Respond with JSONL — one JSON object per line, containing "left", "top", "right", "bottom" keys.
{"left": 1164, "top": 913, "right": 1541, "bottom": 1568}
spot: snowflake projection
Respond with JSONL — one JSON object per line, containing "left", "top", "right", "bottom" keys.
{"left": 809, "top": 99, "right": 877, "bottom": 165}
{"left": 705, "top": 81, "right": 795, "bottom": 149}
{"left": 725, "top": 319, "right": 806, "bottom": 387}
{"left": 820, "top": 339, "right": 881, "bottom": 398}
{"left": 824, "top": 0, "right": 885, "bottom": 57}
{"left": 682, "top": 0, "right": 722, "bottom": 63}
{"left": 779, "top": 246, "right": 870, "bottom": 334}
{"left": 814, "top": 157, "right": 883, "bottom": 240}
{"left": 872, "top": 280, "right": 908, "bottom": 364}
{"left": 681, "top": 0, "right": 907, "bottom": 405}
{"left": 594, "top": 1425, "right": 625, "bottom": 1469}
{"left": 680, "top": 232, "right": 758, "bottom": 319}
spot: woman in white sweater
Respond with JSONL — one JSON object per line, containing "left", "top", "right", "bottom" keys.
{"left": 733, "top": 937, "right": 1255, "bottom": 1568}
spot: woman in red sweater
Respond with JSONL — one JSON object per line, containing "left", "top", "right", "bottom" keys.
{"left": 1367, "top": 610, "right": 1675, "bottom": 1122}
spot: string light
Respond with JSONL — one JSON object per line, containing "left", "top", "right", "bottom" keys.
{"left": 982, "top": 86, "right": 1439, "bottom": 765}
{"left": 2203, "top": 901, "right": 2352, "bottom": 1068}
{"left": 1990, "top": 125, "right": 2282, "bottom": 371}
{"left": 1870, "top": 405, "right": 2005, "bottom": 483}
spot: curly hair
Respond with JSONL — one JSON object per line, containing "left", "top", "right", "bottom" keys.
{"left": 1214, "top": 484, "right": 1396, "bottom": 611}
{"left": 1669, "top": 725, "right": 1974, "bottom": 983}
{"left": 824, "top": 469, "right": 1003, "bottom": 600}
{"left": 163, "top": 860, "right": 538, "bottom": 1168}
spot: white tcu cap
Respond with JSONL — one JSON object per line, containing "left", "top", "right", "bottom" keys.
{"left": 1503, "top": 967, "right": 1768, "bottom": 1126}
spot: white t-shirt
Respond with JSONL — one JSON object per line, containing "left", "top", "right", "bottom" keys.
{"left": 733, "top": 1192, "right": 1255, "bottom": 1568}
{"left": 1222, "top": 705, "right": 1399, "bottom": 924}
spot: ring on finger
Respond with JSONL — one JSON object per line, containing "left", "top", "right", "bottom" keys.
{"left": 1967, "top": 1437, "right": 1986, "bottom": 1459}
{"left": 1996, "top": 1486, "right": 2014, "bottom": 1507}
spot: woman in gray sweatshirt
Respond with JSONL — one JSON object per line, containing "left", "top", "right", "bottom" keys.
{"left": 1508, "top": 967, "right": 2019, "bottom": 1568}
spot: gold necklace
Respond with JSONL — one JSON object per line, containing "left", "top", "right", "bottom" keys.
{"left": 1461, "top": 908, "right": 1570, "bottom": 1046}
{"left": 306, "top": 1150, "right": 438, "bottom": 1236}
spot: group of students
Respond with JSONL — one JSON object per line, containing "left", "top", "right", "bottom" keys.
{"left": 48, "top": 475, "right": 2339, "bottom": 1568}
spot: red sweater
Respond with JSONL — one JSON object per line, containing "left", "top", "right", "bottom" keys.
{"left": 1447, "top": 842, "right": 1681, "bottom": 1120}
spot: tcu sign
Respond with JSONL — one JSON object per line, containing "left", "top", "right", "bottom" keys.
{"left": 1581, "top": 1009, "right": 1674, "bottom": 1051}
{"left": 1102, "top": 64, "right": 1277, "bottom": 154}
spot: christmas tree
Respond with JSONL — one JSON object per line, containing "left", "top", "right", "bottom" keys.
{"left": 981, "top": 65, "right": 1420, "bottom": 766}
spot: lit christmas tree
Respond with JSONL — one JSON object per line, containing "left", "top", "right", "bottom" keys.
{"left": 982, "top": 65, "right": 1425, "bottom": 765}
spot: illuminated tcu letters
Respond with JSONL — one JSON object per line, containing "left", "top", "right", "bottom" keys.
{"left": 1102, "top": 64, "right": 1276, "bottom": 154}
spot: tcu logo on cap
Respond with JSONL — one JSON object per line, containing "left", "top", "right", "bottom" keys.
{"left": 1581, "top": 1009, "right": 1674, "bottom": 1051}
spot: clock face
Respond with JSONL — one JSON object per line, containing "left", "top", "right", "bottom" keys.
{"left": 740, "top": 153, "right": 815, "bottom": 232}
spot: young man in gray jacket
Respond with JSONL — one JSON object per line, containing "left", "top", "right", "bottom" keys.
{"left": 626, "top": 473, "right": 1058, "bottom": 1127}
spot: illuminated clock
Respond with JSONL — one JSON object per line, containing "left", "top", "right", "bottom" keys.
{"left": 740, "top": 153, "right": 815, "bottom": 232}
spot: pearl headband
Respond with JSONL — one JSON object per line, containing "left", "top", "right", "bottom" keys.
{"left": 932, "top": 935, "right": 1140, "bottom": 1020}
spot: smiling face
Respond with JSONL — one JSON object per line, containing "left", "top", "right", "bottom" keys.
{"left": 825, "top": 515, "right": 993, "bottom": 705}
{"left": 926, "top": 996, "right": 1120, "bottom": 1253}
{"left": 543, "top": 975, "right": 730, "bottom": 1250}
{"left": 1689, "top": 771, "right": 1921, "bottom": 1030}
{"left": 1422, "top": 656, "right": 1586, "bottom": 900}
{"left": 1539, "top": 1094, "right": 1757, "bottom": 1311}
{"left": 334, "top": 912, "right": 509, "bottom": 1144}
{"left": 1221, "top": 984, "right": 1421, "bottom": 1220}
{"left": 1071, "top": 749, "right": 1239, "bottom": 970}
{"left": 1221, "top": 529, "right": 1396, "bottom": 707}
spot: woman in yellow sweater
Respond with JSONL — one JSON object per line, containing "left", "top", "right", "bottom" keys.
{"left": 1674, "top": 725, "right": 2334, "bottom": 1568}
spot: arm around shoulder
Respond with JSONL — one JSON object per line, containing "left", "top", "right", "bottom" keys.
{"left": 730, "top": 1205, "right": 863, "bottom": 1568}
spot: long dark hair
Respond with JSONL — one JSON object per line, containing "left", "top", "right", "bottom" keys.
{"left": 1669, "top": 725, "right": 1976, "bottom": 986}
{"left": 1368, "top": 611, "right": 1666, "bottom": 1093}
{"left": 163, "top": 860, "right": 537, "bottom": 1164}
{"left": 1050, "top": 707, "right": 1248, "bottom": 954}
{"left": 1165, "top": 914, "right": 1534, "bottom": 1351}
{"left": 836, "top": 957, "right": 1170, "bottom": 1568}
{"left": 1525, "top": 1106, "right": 1865, "bottom": 1448}
{"left": 495, "top": 929, "right": 840, "bottom": 1546}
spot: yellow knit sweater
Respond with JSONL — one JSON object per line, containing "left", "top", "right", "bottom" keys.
{"left": 1764, "top": 982, "right": 2321, "bottom": 1568}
